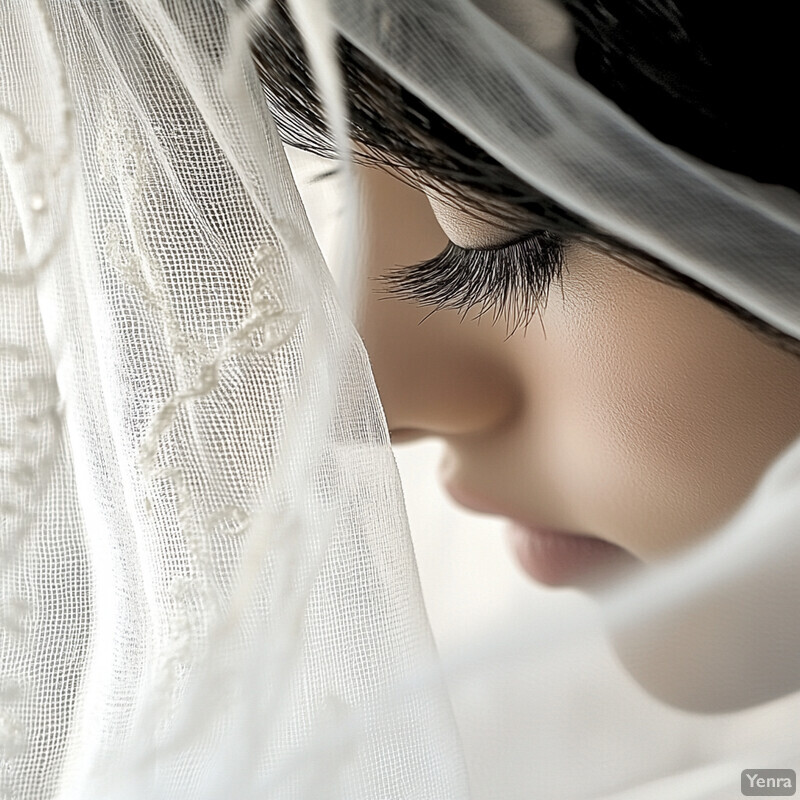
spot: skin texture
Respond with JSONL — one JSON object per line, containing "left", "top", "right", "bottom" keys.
{"left": 338, "top": 0, "right": 800, "bottom": 714}
{"left": 358, "top": 166, "right": 800, "bottom": 563}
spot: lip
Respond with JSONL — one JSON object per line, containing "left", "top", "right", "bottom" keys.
{"left": 442, "top": 481, "right": 636, "bottom": 588}
{"left": 506, "top": 523, "right": 635, "bottom": 587}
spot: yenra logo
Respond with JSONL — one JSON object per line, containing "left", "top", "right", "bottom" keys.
{"left": 741, "top": 769, "right": 796, "bottom": 796}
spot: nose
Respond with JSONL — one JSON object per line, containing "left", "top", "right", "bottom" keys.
{"left": 357, "top": 168, "right": 522, "bottom": 444}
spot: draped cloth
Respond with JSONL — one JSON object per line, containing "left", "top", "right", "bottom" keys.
{"left": 1, "top": 1, "right": 798, "bottom": 798}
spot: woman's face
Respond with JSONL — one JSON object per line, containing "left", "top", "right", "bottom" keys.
{"left": 357, "top": 166, "right": 800, "bottom": 586}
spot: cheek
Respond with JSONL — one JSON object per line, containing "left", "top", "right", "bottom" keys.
{"left": 535, "top": 247, "right": 800, "bottom": 558}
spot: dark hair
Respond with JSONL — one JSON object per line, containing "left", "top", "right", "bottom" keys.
{"left": 249, "top": 0, "right": 799, "bottom": 355}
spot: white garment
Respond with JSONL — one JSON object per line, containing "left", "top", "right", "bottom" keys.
{"left": 1, "top": 1, "right": 465, "bottom": 797}
{"left": 1, "top": 0, "right": 798, "bottom": 798}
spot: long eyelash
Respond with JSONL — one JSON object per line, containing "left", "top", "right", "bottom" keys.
{"left": 378, "top": 232, "right": 564, "bottom": 335}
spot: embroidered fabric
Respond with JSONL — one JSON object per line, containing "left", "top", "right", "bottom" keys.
{"left": 2, "top": 1, "right": 799, "bottom": 798}
{"left": 1, "top": 1, "right": 465, "bottom": 797}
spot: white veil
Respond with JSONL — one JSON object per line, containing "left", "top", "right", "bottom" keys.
{"left": 2, "top": 0, "right": 798, "bottom": 798}
{"left": 1, "top": 1, "right": 465, "bottom": 796}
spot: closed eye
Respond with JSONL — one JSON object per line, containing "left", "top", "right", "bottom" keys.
{"left": 377, "top": 231, "right": 565, "bottom": 335}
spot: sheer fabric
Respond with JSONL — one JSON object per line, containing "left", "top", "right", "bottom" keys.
{"left": 1, "top": 1, "right": 465, "bottom": 797}
{"left": 330, "top": 0, "right": 800, "bottom": 340}
{"left": 1, "top": 0, "right": 799, "bottom": 798}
